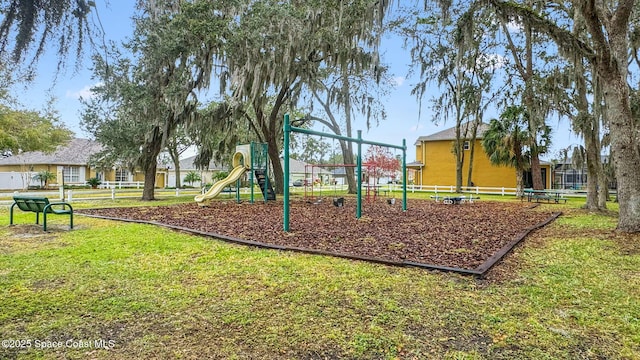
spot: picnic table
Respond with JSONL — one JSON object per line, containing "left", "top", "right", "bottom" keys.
{"left": 523, "top": 189, "right": 568, "bottom": 204}
{"left": 430, "top": 195, "right": 479, "bottom": 205}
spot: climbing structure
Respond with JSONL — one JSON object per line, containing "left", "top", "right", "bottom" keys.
{"left": 194, "top": 142, "right": 275, "bottom": 205}
{"left": 249, "top": 143, "right": 276, "bottom": 202}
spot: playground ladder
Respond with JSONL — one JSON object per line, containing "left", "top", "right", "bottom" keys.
{"left": 254, "top": 169, "right": 276, "bottom": 201}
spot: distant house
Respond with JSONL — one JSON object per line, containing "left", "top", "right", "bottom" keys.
{"left": 330, "top": 166, "right": 393, "bottom": 185}
{"left": 0, "top": 138, "right": 103, "bottom": 190}
{"left": 331, "top": 167, "right": 350, "bottom": 185}
{"left": 408, "top": 123, "right": 552, "bottom": 189}
{"left": 0, "top": 138, "right": 169, "bottom": 190}
{"left": 285, "top": 158, "right": 332, "bottom": 184}
{"left": 166, "top": 155, "right": 226, "bottom": 188}
{"left": 551, "top": 155, "right": 615, "bottom": 190}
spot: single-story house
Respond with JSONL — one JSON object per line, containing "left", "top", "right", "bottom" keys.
{"left": 286, "top": 158, "right": 333, "bottom": 184}
{"left": 408, "top": 123, "right": 552, "bottom": 189}
{"left": 165, "top": 155, "right": 226, "bottom": 188}
{"left": 0, "top": 138, "right": 104, "bottom": 190}
{"left": 0, "top": 138, "right": 168, "bottom": 190}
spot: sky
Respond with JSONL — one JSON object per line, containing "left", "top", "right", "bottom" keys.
{"left": 8, "top": 2, "right": 581, "bottom": 162}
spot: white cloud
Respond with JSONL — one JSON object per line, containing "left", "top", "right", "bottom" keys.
{"left": 409, "top": 123, "right": 424, "bottom": 132}
{"left": 477, "top": 53, "right": 508, "bottom": 71}
{"left": 66, "top": 83, "right": 102, "bottom": 100}
{"left": 506, "top": 20, "right": 523, "bottom": 33}
{"left": 392, "top": 76, "right": 405, "bottom": 87}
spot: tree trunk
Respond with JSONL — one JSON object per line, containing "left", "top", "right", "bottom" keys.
{"left": 592, "top": 11, "right": 640, "bottom": 231}
{"left": 484, "top": 0, "right": 639, "bottom": 232}
{"left": 340, "top": 139, "right": 358, "bottom": 194}
{"left": 341, "top": 74, "right": 357, "bottom": 195}
{"left": 583, "top": 127, "right": 600, "bottom": 210}
{"left": 502, "top": 14, "right": 545, "bottom": 191}
{"left": 466, "top": 118, "right": 480, "bottom": 188}
{"left": 597, "top": 162, "right": 608, "bottom": 209}
{"left": 169, "top": 146, "right": 181, "bottom": 189}
{"left": 266, "top": 135, "right": 284, "bottom": 195}
{"left": 143, "top": 161, "right": 158, "bottom": 200}
{"left": 454, "top": 122, "right": 465, "bottom": 193}
{"left": 140, "top": 126, "right": 164, "bottom": 201}
{"left": 515, "top": 168, "right": 524, "bottom": 198}
{"left": 455, "top": 141, "right": 463, "bottom": 193}
{"left": 571, "top": 9, "right": 603, "bottom": 210}
{"left": 602, "top": 78, "right": 640, "bottom": 232}
{"left": 174, "top": 160, "right": 181, "bottom": 189}
{"left": 529, "top": 153, "right": 543, "bottom": 190}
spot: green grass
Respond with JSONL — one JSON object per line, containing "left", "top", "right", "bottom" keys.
{"left": 0, "top": 196, "right": 638, "bottom": 359}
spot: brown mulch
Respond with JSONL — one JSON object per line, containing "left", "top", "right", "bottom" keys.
{"left": 77, "top": 198, "right": 556, "bottom": 271}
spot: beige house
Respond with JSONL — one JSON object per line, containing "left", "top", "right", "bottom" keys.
{"left": 0, "top": 138, "right": 168, "bottom": 190}
{"left": 0, "top": 138, "right": 104, "bottom": 190}
{"left": 166, "top": 155, "right": 226, "bottom": 188}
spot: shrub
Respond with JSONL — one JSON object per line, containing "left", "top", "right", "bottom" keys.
{"left": 87, "top": 177, "right": 102, "bottom": 188}
{"left": 184, "top": 171, "right": 202, "bottom": 186}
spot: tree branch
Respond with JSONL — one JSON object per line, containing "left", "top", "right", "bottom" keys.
{"left": 483, "top": 0, "right": 596, "bottom": 62}
{"left": 611, "top": 0, "right": 635, "bottom": 35}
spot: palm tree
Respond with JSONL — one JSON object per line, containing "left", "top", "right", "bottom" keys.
{"left": 32, "top": 170, "right": 56, "bottom": 188}
{"left": 481, "top": 106, "right": 530, "bottom": 197}
{"left": 571, "top": 145, "right": 585, "bottom": 190}
{"left": 183, "top": 171, "right": 202, "bottom": 187}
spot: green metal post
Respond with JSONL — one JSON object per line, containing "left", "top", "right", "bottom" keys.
{"left": 356, "top": 130, "right": 362, "bottom": 219}
{"left": 249, "top": 142, "right": 254, "bottom": 203}
{"left": 236, "top": 177, "right": 240, "bottom": 203}
{"left": 402, "top": 139, "right": 407, "bottom": 211}
{"left": 264, "top": 143, "right": 269, "bottom": 204}
{"left": 283, "top": 114, "right": 291, "bottom": 231}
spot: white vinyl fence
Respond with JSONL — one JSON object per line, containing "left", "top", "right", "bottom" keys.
{"left": 0, "top": 187, "right": 204, "bottom": 206}
{"left": 1, "top": 183, "right": 607, "bottom": 206}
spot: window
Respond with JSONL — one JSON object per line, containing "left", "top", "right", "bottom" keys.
{"left": 115, "top": 169, "right": 129, "bottom": 182}
{"left": 566, "top": 173, "right": 586, "bottom": 184}
{"left": 63, "top": 166, "right": 80, "bottom": 183}
{"left": 463, "top": 141, "right": 470, "bottom": 150}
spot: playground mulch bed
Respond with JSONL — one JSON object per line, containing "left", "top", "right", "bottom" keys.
{"left": 78, "top": 198, "right": 557, "bottom": 273}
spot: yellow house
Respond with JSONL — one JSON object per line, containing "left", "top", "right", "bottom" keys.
{"left": 0, "top": 138, "right": 166, "bottom": 190}
{"left": 408, "top": 123, "right": 551, "bottom": 189}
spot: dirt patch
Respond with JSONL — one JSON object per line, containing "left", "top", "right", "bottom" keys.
{"left": 78, "top": 199, "right": 555, "bottom": 272}
{"left": 0, "top": 225, "right": 63, "bottom": 254}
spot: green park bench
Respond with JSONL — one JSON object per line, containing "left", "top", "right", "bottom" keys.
{"left": 10, "top": 196, "right": 74, "bottom": 231}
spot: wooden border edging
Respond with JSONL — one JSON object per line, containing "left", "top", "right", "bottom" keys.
{"left": 77, "top": 210, "right": 561, "bottom": 277}
{"left": 473, "top": 212, "right": 562, "bottom": 276}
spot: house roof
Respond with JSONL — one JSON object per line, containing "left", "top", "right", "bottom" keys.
{"left": 332, "top": 167, "right": 347, "bottom": 176}
{"left": 175, "top": 155, "right": 225, "bottom": 171}
{"left": 0, "top": 138, "right": 103, "bottom": 166}
{"left": 415, "top": 122, "right": 491, "bottom": 145}
{"left": 284, "top": 158, "right": 332, "bottom": 175}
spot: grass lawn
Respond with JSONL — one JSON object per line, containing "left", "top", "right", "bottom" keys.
{"left": 0, "top": 195, "right": 638, "bottom": 359}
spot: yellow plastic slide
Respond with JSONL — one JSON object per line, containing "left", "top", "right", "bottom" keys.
{"left": 194, "top": 165, "right": 248, "bottom": 204}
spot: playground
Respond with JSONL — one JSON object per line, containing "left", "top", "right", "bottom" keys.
{"left": 3, "top": 195, "right": 638, "bottom": 358}
{"left": 79, "top": 198, "right": 555, "bottom": 273}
